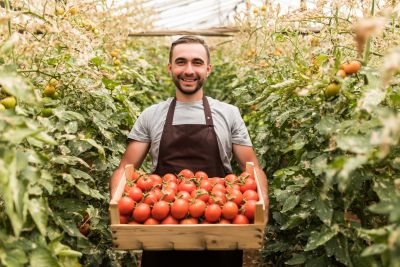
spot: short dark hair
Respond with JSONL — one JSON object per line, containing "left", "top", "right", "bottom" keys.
{"left": 169, "top": 36, "right": 210, "bottom": 64}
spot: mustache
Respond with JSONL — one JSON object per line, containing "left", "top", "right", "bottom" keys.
{"left": 177, "top": 74, "right": 199, "bottom": 80}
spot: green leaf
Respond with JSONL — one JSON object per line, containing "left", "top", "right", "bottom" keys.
{"left": 29, "top": 248, "right": 60, "bottom": 267}
{"left": 304, "top": 225, "right": 338, "bottom": 251}
{"left": 361, "top": 244, "right": 388, "bottom": 257}
{"left": 84, "top": 138, "right": 105, "bottom": 159}
{"left": 280, "top": 210, "right": 310, "bottom": 230}
{"left": 316, "top": 116, "right": 338, "bottom": 135}
{"left": 285, "top": 254, "right": 307, "bottom": 265}
{"left": 75, "top": 182, "right": 90, "bottom": 195}
{"left": 0, "top": 247, "right": 28, "bottom": 267}
{"left": 325, "top": 236, "right": 352, "bottom": 266}
{"left": 282, "top": 195, "right": 300, "bottom": 213}
{"left": 70, "top": 168, "right": 94, "bottom": 181}
{"left": 90, "top": 56, "right": 103, "bottom": 67}
{"left": 0, "top": 67, "right": 34, "bottom": 102}
{"left": 54, "top": 110, "right": 85, "bottom": 122}
{"left": 336, "top": 135, "right": 372, "bottom": 154}
{"left": 28, "top": 198, "right": 48, "bottom": 236}
{"left": 314, "top": 199, "right": 333, "bottom": 225}
{"left": 52, "top": 155, "right": 90, "bottom": 168}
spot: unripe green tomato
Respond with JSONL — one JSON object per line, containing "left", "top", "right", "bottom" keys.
{"left": 0, "top": 96, "right": 17, "bottom": 109}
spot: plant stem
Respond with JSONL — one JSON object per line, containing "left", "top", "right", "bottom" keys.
{"left": 363, "top": 0, "right": 375, "bottom": 64}
{"left": 4, "top": 0, "right": 16, "bottom": 64}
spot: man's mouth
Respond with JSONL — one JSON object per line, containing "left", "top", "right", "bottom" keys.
{"left": 180, "top": 78, "right": 197, "bottom": 83}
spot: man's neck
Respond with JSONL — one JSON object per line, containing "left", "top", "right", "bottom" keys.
{"left": 175, "top": 89, "right": 204, "bottom": 102}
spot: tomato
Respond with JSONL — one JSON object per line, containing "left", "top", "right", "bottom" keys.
{"left": 178, "top": 180, "right": 196, "bottom": 194}
{"left": 133, "top": 203, "right": 151, "bottom": 223}
{"left": 136, "top": 175, "right": 154, "bottom": 192}
{"left": 209, "top": 177, "right": 224, "bottom": 186}
{"left": 163, "top": 173, "right": 177, "bottom": 183}
{"left": 128, "top": 187, "right": 143, "bottom": 202}
{"left": 149, "top": 174, "right": 162, "bottom": 188}
{"left": 228, "top": 184, "right": 241, "bottom": 191}
{"left": 208, "top": 191, "right": 226, "bottom": 205}
{"left": 144, "top": 218, "right": 160, "bottom": 225}
{"left": 118, "top": 197, "right": 135, "bottom": 215}
{"left": 199, "top": 180, "right": 212, "bottom": 192}
{"left": 240, "top": 171, "right": 254, "bottom": 180}
{"left": 129, "top": 171, "right": 141, "bottom": 181}
{"left": 201, "top": 219, "right": 211, "bottom": 224}
{"left": 143, "top": 192, "right": 158, "bottom": 206}
{"left": 194, "top": 171, "right": 208, "bottom": 181}
{"left": 180, "top": 218, "right": 198, "bottom": 224}
{"left": 225, "top": 174, "right": 239, "bottom": 184}
{"left": 191, "top": 188, "right": 209, "bottom": 202}
{"left": 120, "top": 215, "right": 129, "bottom": 224}
{"left": 232, "top": 214, "right": 249, "bottom": 224}
{"left": 205, "top": 204, "right": 222, "bottom": 222}
{"left": 189, "top": 199, "right": 206, "bottom": 218}
{"left": 152, "top": 188, "right": 162, "bottom": 201}
{"left": 243, "top": 200, "right": 257, "bottom": 220}
{"left": 242, "top": 190, "right": 259, "bottom": 201}
{"left": 178, "top": 169, "right": 194, "bottom": 180}
{"left": 219, "top": 218, "right": 231, "bottom": 224}
{"left": 211, "top": 183, "right": 226, "bottom": 194}
{"left": 164, "top": 181, "right": 178, "bottom": 193}
{"left": 151, "top": 201, "right": 170, "bottom": 221}
{"left": 176, "top": 191, "right": 191, "bottom": 201}
{"left": 128, "top": 221, "right": 139, "bottom": 224}
{"left": 161, "top": 188, "right": 176, "bottom": 202}
{"left": 171, "top": 199, "right": 189, "bottom": 219}
{"left": 124, "top": 184, "right": 131, "bottom": 193}
{"left": 222, "top": 201, "right": 239, "bottom": 220}
{"left": 161, "top": 215, "right": 179, "bottom": 224}
{"left": 227, "top": 189, "right": 243, "bottom": 206}
{"left": 240, "top": 178, "right": 257, "bottom": 192}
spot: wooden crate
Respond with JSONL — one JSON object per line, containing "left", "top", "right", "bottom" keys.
{"left": 109, "top": 162, "right": 267, "bottom": 250}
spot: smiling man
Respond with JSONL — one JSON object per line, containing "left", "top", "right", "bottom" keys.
{"left": 110, "top": 36, "right": 269, "bottom": 267}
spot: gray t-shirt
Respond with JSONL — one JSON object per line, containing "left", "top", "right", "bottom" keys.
{"left": 128, "top": 96, "right": 252, "bottom": 173}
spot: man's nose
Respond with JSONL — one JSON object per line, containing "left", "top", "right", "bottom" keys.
{"left": 184, "top": 63, "right": 194, "bottom": 75}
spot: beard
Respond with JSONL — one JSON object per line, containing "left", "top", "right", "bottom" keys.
{"left": 172, "top": 74, "right": 205, "bottom": 95}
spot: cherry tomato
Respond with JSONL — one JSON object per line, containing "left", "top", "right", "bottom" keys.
{"left": 144, "top": 218, "right": 160, "bottom": 225}
{"left": 133, "top": 203, "right": 151, "bottom": 223}
{"left": 205, "top": 204, "right": 222, "bottom": 222}
{"left": 128, "top": 171, "right": 141, "bottom": 181}
{"left": 225, "top": 174, "right": 239, "bottom": 184}
{"left": 222, "top": 201, "right": 239, "bottom": 220}
{"left": 161, "top": 215, "right": 179, "bottom": 224}
{"left": 118, "top": 196, "right": 135, "bottom": 215}
{"left": 180, "top": 218, "right": 198, "bottom": 224}
{"left": 143, "top": 192, "right": 158, "bottom": 206}
{"left": 152, "top": 188, "right": 162, "bottom": 201}
{"left": 240, "top": 171, "right": 254, "bottom": 180}
{"left": 151, "top": 200, "right": 170, "bottom": 221}
{"left": 176, "top": 191, "right": 191, "bottom": 201}
{"left": 243, "top": 190, "right": 259, "bottom": 201}
{"left": 219, "top": 218, "right": 231, "bottom": 224}
{"left": 178, "top": 180, "right": 196, "bottom": 194}
{"left": 163, "top": 173, "right": 177, "bottom": 183}
{"left": 128, "top": 221, "right": 139, "bottom": 224}
{"left": 200, "top": 180, "right": 212, "bottom": 192}
{"left": 189, "top": 199, "right": 206, "bottom": 218}
{"left": 191, "top": 188, "right": 209, "bottom": 202}
{"left": 209, "top": 177, "right": 225, "bottom": 186}
{"left": 208, "top": 191, "right": 226, "bottom": 205}
{"left": 178, "top": 169, "right": 194, "bottom": 180}
{"left": 128, "top": 186, "right": 143, "bottom": 202}
{"left": 227, "top": 189, "right": 243, "bottom": 206}
{"left": 194, "top": 171, "right": 208, "bottom": 181}
{"left": 240, "top": 178, "right": 257, "bottom": 193}
{"left": 243, "top": 200, "right": 257, "bottom": 220}
{"left": 232, "top": 214, "right": 249, "bottom": 224}
{"left": 149, "top": 174, "right": 162, "bottom": 188}
{"left": 164, "top": 181, "right": 178, "bottom": 193}
{"left": 136, "top": 175, "right": 154, "bottom": 192}
{"left": 120, "top": 215, "right": 129, "bottom": 224}
{"left": 211, "top": 183, "right": 226, "bottom": 194}
{"left": 171, "top": 199, "right": 189, "bottom": 219}
{"left": 161, "top": 188, "right": 176, "bottom": 202}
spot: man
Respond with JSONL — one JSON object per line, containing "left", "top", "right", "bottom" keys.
{"left": 110, "top": 36, "right": 268, "bottom": 267}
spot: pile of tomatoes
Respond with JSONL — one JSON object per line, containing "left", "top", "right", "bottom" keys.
{"left": 118, "top": 169, "right": 259, "bottom": 225}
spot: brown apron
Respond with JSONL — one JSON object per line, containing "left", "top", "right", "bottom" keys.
{"left": 141, "top": 96, "right": 243, "bottom": 267}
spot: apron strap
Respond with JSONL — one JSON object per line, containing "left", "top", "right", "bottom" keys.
{"left": 165, "top": 96, "right": 214, "bottom": 126}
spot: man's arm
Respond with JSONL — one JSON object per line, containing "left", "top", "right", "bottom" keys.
{"left": 110, "top": 140, "right": 150, "bottom": 198}
{"left": 232, "top": 144, "right": 269, "bottom": 211}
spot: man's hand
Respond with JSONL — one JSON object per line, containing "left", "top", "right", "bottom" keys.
{"left": 110, "top": 140, "right": 150, "bottom": 199}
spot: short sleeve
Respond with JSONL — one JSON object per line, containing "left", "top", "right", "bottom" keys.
{"left": 231, "top": 107, "right": 252, "bottom": 146}
{"left": 127, "top": 110, "right": 151, "bottom": 143}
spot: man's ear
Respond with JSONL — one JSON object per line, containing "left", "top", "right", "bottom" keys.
{"left": 167, "top": 63, "right": 172, "bottom": 74}
{"left": 207, "top": 64, "right": 212, "bottom": 77}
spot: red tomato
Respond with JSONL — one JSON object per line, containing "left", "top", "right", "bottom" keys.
{"left": 128, "top": 171, "right": 141, "bottom": 181}
{"left": 243, "top": 200, "right": 257, "bottom": 220}
{"left": 200, "top": 180, "right": 212, "bottom": 192}
{"left": 219, "top": 218, "right": 231, "bottom": 224}
{"left": 225, "top": 174, "right": 239, "bottom": 184}
{"left": 151, "top": 201, "right": 170, "bottom": 221}
{"left": 180, "top": 218, "right": 198, "bottom": 224}
{"left": 191, "top": 188, "right": 209, "bottom": 202}
{"left": 133, "top": 203, "right": 150, "bottom": 223}
{"left": 201, "top": 220, "right": 211, "bottom": 224}
{"left": 227, "top": 189, "right": 243, "bottom": 206}
{"left": 178, "top": 180, "right": 196, "bottom": 194}
{"left": 136, "top": 175, "right": 154, "bottom": 192}
{"left": 161, "top": 215, "right": 179, "bottom": 224}
{"left": 149, "top": 174, "right": 162, "bottom": 188}
{"left": 171, "top": 199, "right": 189, "bottom": 219}
{"left": 118, "top": 197, "right": 135, "bottom": 215}
{"left": 194, "top": 171, "right": 208, "bottom": 181}
{"left": 120, "top": 215, "right": 129, "bottom": 224}
{"left": 178, "top": 169, "right": 194, "bottom": 180}
{"left": 163, "top": 173, "right": 177, "bottom": 183}
{"left": 143, "top": 192, "right": 158, "bottom": 206}
{"left": 205, "top": 204, "right": 222, "bottom": 223}
{"left": 164, "top": 181, "right": 178, "bottom": 193}
{"left": 176, "top": 191, "right": 191, "bottom": 201}
{"left": 211, "top": 183, "right": 226, "bottom": 194}
{"left": 222, "top": 201, "right": 239, "bottom": 220}
{"left": 124, "top": 183, "right": 131, "bottom": 193}
{"left": 128, "top": 221, "right": 139, "bottom": 225}
{"left": 161, "top": 188, "right": 176, "bottom": 202}
{"left": 189, "top": 199, "right": 206, "bottom": 218}
{"left": 240, "top": 171, "right": 254, "bottom": 180}
{"left": 232, "top": 214, "right": 249, "bottom": 224}
{"left": 208, "top": 191, "right": 226, "bottom": 205}
{"left": 144, "top": 218, "right": 160, "bottom": 225}
{"left": 240, "top": 178, "right": 257, "bottom": 193}
{"left": 209, "top": 177, "right": 225, "bottom": 186}
{"left": 242, "top": 190, "right": 259, "bottom": 201}
{"left": 128, "top": 187, "right": 143, "bottom": 202}
{"left": 152, "top": 188, "right": 162, "bottom": 201}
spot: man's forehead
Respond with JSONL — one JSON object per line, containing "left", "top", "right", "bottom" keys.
{"left": 172, "top": 43, "right": 208, "bottom": 61}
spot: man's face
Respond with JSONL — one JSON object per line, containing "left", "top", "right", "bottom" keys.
{"left": 168, "top": 43, "right": 212, "bottom": 95}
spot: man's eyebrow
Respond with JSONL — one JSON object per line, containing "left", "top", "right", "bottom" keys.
{"left": 174, "top": 57, "right": 205, "bottom": 63}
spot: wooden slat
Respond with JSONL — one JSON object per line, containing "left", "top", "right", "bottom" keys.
{"left": 246, "top": 162, "right": 266, "bottom": 225}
